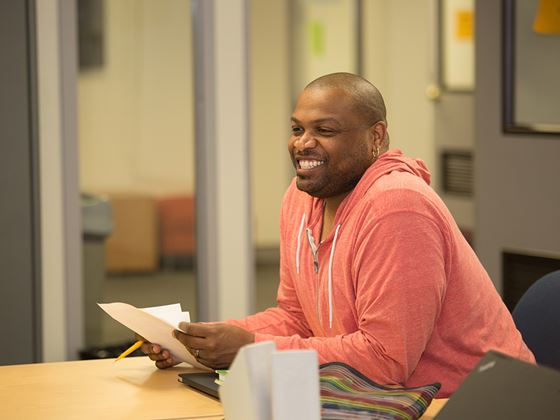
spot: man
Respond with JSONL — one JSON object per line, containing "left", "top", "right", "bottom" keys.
{"left": 141, "top": 72, "right": 534, "bottom": 397}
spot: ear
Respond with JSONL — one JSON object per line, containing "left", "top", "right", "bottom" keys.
{"left": 368, "top": 121, "right": 387, "bottom": 150}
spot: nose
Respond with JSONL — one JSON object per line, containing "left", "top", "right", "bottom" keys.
{"left": 293, "top": 131, "right": 317, "bottom": 151}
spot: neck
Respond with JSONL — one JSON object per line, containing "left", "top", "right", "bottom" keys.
{"left": 321, "top": 192, "right": 349, "bottom": 241}
{"left": 324, "top": 193, "right": 347, "bottom": 216}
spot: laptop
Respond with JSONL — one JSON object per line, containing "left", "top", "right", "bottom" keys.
{"left": 178, "top": 372, "right": 220, "bottom": 399}
{"left": 435, "top": 350, "right": 560, "bottom": 419}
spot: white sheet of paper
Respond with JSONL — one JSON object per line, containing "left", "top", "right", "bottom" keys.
{"left": 140, "top": 303, "right": 190, "bottom": 328}
{"left": 98, "top": 302, "right": 210, "bottom": 370}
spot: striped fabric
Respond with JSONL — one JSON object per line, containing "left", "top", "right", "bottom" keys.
{"left": 320, "top": 362, "right": 441, "bottom": 420}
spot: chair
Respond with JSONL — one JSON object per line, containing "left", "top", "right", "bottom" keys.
{"left": 512, "top": 270, "right": 560, "bottom": 371}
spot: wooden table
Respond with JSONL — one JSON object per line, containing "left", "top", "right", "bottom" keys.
{"left": 421, "top": 397, "right": 447, "bottom": 419}
{"left": 0, "top": 356, "right": 221, "bottom": 419}
{"left": 0, "top": 356, "right": 446, "bottom": 419}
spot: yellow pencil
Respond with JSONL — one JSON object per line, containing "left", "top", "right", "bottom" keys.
{"left": 114, "top": 340, "right": 143, "bottom": 362}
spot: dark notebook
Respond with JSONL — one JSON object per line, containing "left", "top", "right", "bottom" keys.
{"left": 435, "top": 350, "right": 560, "bottom": 419}
{"left": 178, "top": 372, "right": 220, "bottom": 399}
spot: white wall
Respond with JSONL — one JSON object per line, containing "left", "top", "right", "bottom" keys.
{"left": 363, "top": 0, "right": 436, "bottom": 178}
{"left": 79, "top": 0, "right": 194, "bottom": 197}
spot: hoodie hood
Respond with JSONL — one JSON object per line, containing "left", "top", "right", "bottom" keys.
{"left": 333, "top": 148, "right": 431, "bottom": 226}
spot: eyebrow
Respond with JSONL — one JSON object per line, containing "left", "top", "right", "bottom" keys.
{"left": 290, "top": 117, "right": 341, "bottom": 126}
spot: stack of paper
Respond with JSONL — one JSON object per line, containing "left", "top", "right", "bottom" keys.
{"left": 98, "top": 302, "right": 210, "bottom": 370}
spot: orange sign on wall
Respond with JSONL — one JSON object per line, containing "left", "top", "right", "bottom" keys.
{"left": 455, "top": 10, "right": 474, "bottom": 41}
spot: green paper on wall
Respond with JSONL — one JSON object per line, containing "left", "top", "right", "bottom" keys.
{"left": 309, "top": 20, "right": 325, "bottom": 56}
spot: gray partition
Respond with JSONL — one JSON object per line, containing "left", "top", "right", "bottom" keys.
{"left": 0, "top": 0, "right": 42, "bottom": 364}
{"left": 475, "top": 0, "right": 560, "bottom": 292}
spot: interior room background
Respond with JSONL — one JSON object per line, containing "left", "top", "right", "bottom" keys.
{"left": 2, "top": 0, "right": 558, "bottom": 365}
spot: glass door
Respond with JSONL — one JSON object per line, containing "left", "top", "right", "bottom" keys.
{"left": 77, "top": 0, "right": 197, "bottom": 356}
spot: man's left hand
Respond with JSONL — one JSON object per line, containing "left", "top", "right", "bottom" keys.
{"left": 173, "top": 322, "right": 255, "bottom": 369}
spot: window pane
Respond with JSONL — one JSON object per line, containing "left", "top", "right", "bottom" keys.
{"left": 78, "top": 0, "right": 196, "bottom": 354}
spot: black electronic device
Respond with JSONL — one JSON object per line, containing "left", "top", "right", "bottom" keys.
{"left": 435, "top": 350, "right": 560, "bottom": 419}
{"left": 178, "top": 372, "right": 220, "bottom": 399}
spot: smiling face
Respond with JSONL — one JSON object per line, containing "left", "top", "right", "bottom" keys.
{"left": 289, "top": 86, "right": 378, "bottom": 200}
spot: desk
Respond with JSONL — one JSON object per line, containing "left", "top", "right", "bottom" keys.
{"left": 0, "top": 357, "right": 446, "bottom": 419}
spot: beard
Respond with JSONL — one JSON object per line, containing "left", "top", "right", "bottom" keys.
{"left": 295, "top": 161, "right": 370, "bottom": 198}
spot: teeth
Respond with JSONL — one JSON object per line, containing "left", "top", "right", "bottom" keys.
{"left": 299, "top": 160, "right": 325, "bottom": 170}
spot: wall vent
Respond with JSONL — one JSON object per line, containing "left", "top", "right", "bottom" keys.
{"left": 441, "top": 150, "right": 473, "bottom": 196}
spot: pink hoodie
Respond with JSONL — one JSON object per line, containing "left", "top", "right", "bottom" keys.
{"left": 230, "top": 149, "right": 534, "bottom": 397}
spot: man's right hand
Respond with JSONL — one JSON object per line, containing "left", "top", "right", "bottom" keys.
{"left": 136, "top": 334, "right": 180, "bottom": 369}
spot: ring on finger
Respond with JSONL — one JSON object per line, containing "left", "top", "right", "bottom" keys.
{"left": 194, "top": 349, "right": 200, "bottom": 359}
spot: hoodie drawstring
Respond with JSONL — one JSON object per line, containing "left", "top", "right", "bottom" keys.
{"left": 295, "top": 213, "right": 306, "bottom": 274}
{"left": 306, "top": 228, "right": 321, "bottom": 324}
{"left": 328, "top": 224, "right": 341, "bottom": 329}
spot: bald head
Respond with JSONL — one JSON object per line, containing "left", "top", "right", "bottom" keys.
{"left": 305, "top": 72, "right": 387, "bottom": 127}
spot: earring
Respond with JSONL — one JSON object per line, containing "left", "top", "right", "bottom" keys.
{"left": 373, "top": 146, "right": 380, "bottom": 159}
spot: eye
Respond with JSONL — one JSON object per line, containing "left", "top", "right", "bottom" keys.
{"left": 291, "top": 126, "right": 304, "bottom": 136}
{"left": 316, "top": 127, "right": 337, "bottom": 137}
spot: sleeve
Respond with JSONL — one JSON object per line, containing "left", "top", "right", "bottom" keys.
{"left": 246, "top": 208, "right": 448, "bottom": 386}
